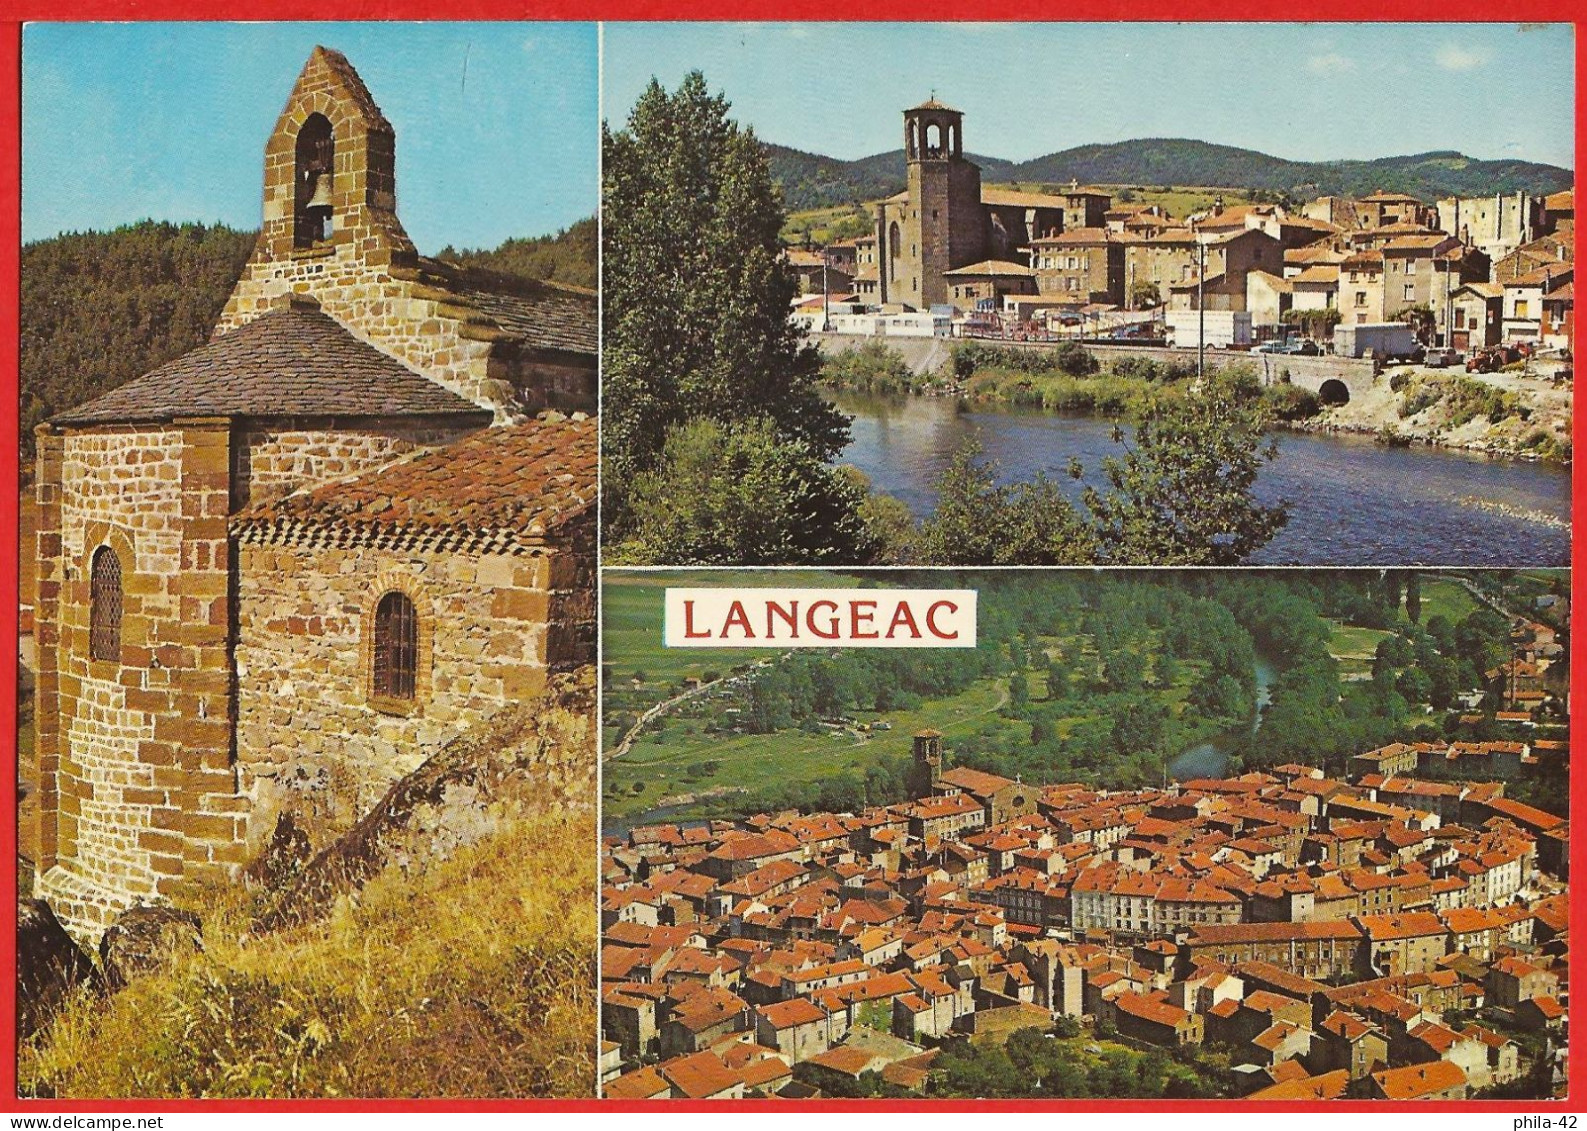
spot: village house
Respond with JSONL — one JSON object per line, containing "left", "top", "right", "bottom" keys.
{"left": 1031, "top": 228, "right": 1131, "bottom": 306}
{"left": 1502, "top": 265, "right": 1573, "bottom": 347}
{"left": 1447, "top": 281, "right": 1505, "bottom": 350}
{"left": 1339, "top": 252, "right": 1387, "bottom": 324}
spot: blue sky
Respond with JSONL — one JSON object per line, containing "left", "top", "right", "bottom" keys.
{"left": 22, "top": 22, "right": 598, "bottom": 248}
{"left": 603, "top": 23, "right": 1575, "bottom": 169}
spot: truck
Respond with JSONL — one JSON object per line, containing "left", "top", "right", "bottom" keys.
{"left": 1334, "top": 321, "right": 1418, "bottom": 360}
{"left": 1164, "top": 310, "right": 1252, "bottom": 350}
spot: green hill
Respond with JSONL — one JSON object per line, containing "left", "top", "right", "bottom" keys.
{"left": 763, "top": 136, "right": 1573, "bottom": 211}
{"left": 434, "top": 216, "right": 596, "bottom": 290}
{"left": 20, "top": 221, "right": 258, "bottom": 464}
{"left": 20, "top": 218, "right": 597, "bottom": 466}
{"left": 766, "top": 143, "right": 1016, "bottom": 212}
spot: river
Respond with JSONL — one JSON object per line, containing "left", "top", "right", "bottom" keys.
{"left": 1166, "top": 652, "right": 1277, "bottom": 781}
{"left": 831, "top": 393, "right": 1571, "bottom": 566}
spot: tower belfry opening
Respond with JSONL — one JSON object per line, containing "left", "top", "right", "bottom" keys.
{"left": 294, "top": 112, "right": 335, "bottom": 247}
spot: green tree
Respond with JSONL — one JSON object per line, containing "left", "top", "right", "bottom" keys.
{"left": 1405, "top": 573, "right": 1422, "bottom": 623}
{"left": 915, "top": 440, "right": 1099, "bottom": 565}
{"left": 1399, "top": 302, "right": 1437, "bottom": 345}
{"left": 435, "top": 216, "right": 598, "bottom": 289}
{"left": 602, "top": 72, "right": 850, "bottom": 540}
{"left": 1083, "top": 371, "right": 1289, "bottom": 564}
{"left": 1396, "top": 666, "right": 1432, "bottom": 704}
{"left": 609, "top": 417, "right": 880, "bottom": 565}
{"left": 1009, "top": 670, "right": 1031, "bottom": 714}
{"left": 1128, "top": 279, "right": 1162, "bottom": 309}
{"left": 1104, "top": 649, "right": 1147, "bottom": 692}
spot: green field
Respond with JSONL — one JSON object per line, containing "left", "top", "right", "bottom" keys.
{"left": 782, "top": 205, "right": 873, "bottom": 247}
{"left": 1413, "top": 577, "right": 1483, "bottom": 626}
{"left": 603, "top": 590, "right": 1220, "bottom": 824}
{"left": 1327, "top": 621, "right": 1394, "bottom": 661}
{"left": 604, "top": 675, "right": 1020, "bottom": 822}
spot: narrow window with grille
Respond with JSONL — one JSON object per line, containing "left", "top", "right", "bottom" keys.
{"left": 372, "top": 591, "right": 418, "bottom": 700}
{"left": 89, "top": 546, "right": 122, "bottom": 663}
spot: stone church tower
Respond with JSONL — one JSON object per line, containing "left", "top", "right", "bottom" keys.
{"left": 217, "top": 46, "right": 595, "bottom": 419}
{"left": 32, "top": 48, "right": 596, "bottom": 939}
{"left": 876, "top": 99, "right": 985, "bottom": 310}
{"left": 909, "top": 729, "right": 945, "bottom": 798}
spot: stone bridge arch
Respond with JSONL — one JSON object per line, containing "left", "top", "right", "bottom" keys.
{"left": 1265, "top": 361, "right": 1376, "bottom": 405}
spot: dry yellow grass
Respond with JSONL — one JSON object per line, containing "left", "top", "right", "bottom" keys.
{"left": 19, "top": 808, "right": 596, "bottom": 1099}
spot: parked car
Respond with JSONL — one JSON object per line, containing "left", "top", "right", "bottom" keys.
{"left": 1424, "top": 347, "right": 1460, "bottom": 368}
{"left": 1284, "top": 340, "right": 1321, "bottom": 356}
{"left": 1252, "top": 340, "right": 1287, "bottom": 354}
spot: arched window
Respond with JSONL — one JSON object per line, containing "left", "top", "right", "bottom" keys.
{"left": 294, "top": 113, "right": 335, "bottom": 248}
{"left": 907, "top": 120, "right": 919, "bottom": 160}
{"left": 372, "top": 591, "right": 418, "bottom": 700}
{"left": 89, "top": 546, "right": 122, "bottom": 663}
{"left": 888, "top": 222, "right": 902, "bottom": 281}
{"left": 925, "top": 122, "right": 942, "bottom": 156}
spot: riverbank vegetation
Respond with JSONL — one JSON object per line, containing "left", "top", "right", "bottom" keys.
{"left": 819, "top": 340, "right": 1323, "bottom": 425}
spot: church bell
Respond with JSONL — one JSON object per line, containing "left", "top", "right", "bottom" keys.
{"left": 305, "top": 171, "right": 334, "bottom": 210}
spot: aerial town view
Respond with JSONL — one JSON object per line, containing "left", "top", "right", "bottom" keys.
{"left": 601, "top": 23, "right": 1573, "bottom": 567}
{"left": 600, "top": 569, "right": 1569, "bottom": 1099}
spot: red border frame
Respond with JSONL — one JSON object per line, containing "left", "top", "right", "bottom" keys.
{"left": 0, "top": 7, "right": 1579, "bottom": 1114}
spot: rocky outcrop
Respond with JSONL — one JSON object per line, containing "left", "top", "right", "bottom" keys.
{"left": 98, "top": 905, "right": 204, "bottom": 990}
{"left": 17, "top": 897, "right": 96, "bottom": 1040}
{"left": 257, "top": 667, "right": 594, "bottom": 931}
{"left": 243, "top": 811, "right": 314, "bottom": 889}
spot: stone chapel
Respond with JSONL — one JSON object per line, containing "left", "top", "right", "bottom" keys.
{"left": 31, "top": 47, "right": 597, "bottom": 938}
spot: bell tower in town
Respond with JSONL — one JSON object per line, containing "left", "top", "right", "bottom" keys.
{"left": 894, "top": 98, "right": 985, "bottom": 310}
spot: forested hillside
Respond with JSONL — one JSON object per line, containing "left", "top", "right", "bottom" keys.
{"left": 20, "top": 222, "right": 257, "bottom": 463}
{"left": 766, "top": 143, "right": 1015, "bottom": 212}
{"left": 434, "top": 216, "right": 597, "bottom": 290}
{"left": 765, "top": 136, "right": 1574, "bottom": 211}
{"left": 20, "top": 217, "right": 597, "bottom": 468}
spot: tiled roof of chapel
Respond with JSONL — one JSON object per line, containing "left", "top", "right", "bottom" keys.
{"left": 53, "top": 308, "right": 490, "bottom": 426}
{"left": 234, "top": 413, "right": 595, "bottom": 542}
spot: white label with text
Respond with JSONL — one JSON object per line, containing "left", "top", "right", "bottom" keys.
{"left": 664, "top": 588, "right": 977, "bottom": 648}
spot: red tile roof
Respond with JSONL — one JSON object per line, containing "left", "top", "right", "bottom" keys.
{"left": 1372, "top": 1059, "right": 1467, "bottom": 1099}
{"left": 657, "top": 1050, "right": 742, "bottom": 1099}
{"left": 757, "top": 997, "right": 827, "bottom": 1029}
{"left": 235, "top": 415, "right": 594, "bottom": 543}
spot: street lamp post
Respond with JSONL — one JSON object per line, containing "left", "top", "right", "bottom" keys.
{"left": 1197, "top": 238, "right": 1207, "bottom": 381}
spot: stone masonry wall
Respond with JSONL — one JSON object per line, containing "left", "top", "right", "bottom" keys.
{"left": 218, "top": 255, "right": 526, "bottom": 420}
{"left": 35, "top": 420, "right": 243, "bottom": 940}
{"left": 232, "top": 419, "right": 476, "bottom": 508}
{"left": 232, "top": 520, "right": 593, "bottom": 851}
